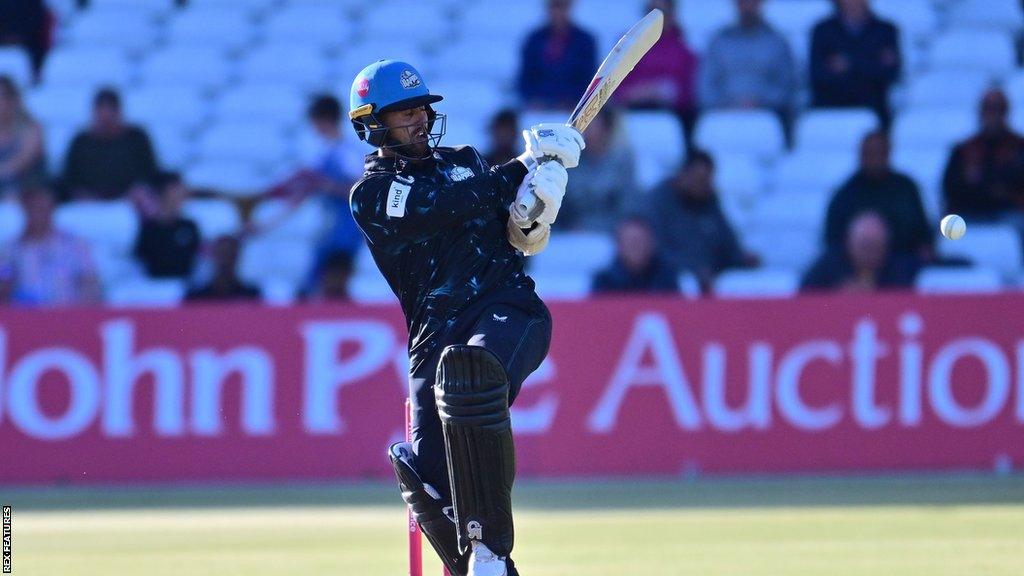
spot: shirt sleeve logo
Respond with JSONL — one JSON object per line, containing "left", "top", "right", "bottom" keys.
{"left": 386, "top": 179, "right": 412, "bottom": 217}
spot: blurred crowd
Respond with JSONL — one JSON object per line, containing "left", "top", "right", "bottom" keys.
{"left": 1, "top": 0, "right": 1024, "bottom": 307}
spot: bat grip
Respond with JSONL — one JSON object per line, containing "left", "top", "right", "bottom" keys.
{"left": 512, "top": 156, "right": 563, "bottom": 228}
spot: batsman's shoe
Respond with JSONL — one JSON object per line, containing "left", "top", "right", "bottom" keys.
{"left": 468, "top": 542, "right": 508, "bottom": 576}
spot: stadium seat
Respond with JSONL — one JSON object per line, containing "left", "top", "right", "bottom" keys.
{"left": 678, "top": 272, "right": 701, "bottom": 298}
{"left": 946, "top": 0, "right": 1024, "bottom": 33}
{"left": 42, "top": 47, "right": 132, "bottom": 89}
{"left": 744, "top": 226, "right": 821, "bottom": 272}
{"left": 794, "top": 109, "right": 878, "bottom": 153}
{"left": 764, "top": 0, "right": 831, "bottom": 63}
{"left": 937, "top": 224, "right": 1023, "bottom": 280}
{"left": 238, "top": 45, "right": 330, "bottom": 89}
{"left": 54, "top": 200, "right": 139, "bottom": 255}
{"left": 530, "top": 231, "right": 615, "bottom": 276}
{"left": 713, "top": 269, "right": 799, "bottom": 299}
{"left": 871, "top": 0, "right": 938, "bottom": 42}
{"left": 755, "top": 190, "right": 829, "bottom": 232}
{"left": 196, "top": 121, "right": 292, "bottom": 165}
{"left": 262, "top": 5, "right": 351, "bottom": 49}
{"left": 213, "top": 84, "right": 306, "bottom": 126}
{"left": 904, "top": 69, "right": 994, "bottom": 110}
{"left": 25, "top": 85, "right": 95, "bottom": 128}
{"left": 0, "top": 47, "right": 34, "bottom": 88}
{"left": 64, "top": 8, "right": 158, "bottom": 52}
{"left": 623, "top": 110, "right": 684, "bottom": 191}
{"left": 433, "top": 39, "right": 521, "bottom": 87}
{"left": 773, "top": 150, "right": 855, "bottom": 196}
{"left": 681, "top": 1, "right": 736, "bottom": 53}
{"left": 181, "top": 198, "right": 242, "bottom": 241}
{"left": 458, "top": 0, "right": 543, "bottom": 42}
{"left": 43, "top": 125, "right": 78, "bottom": 173}
{"left": 891, "top": 148, "right": 948, "bottom": 220}
{"left": 0, "top": 200, "right": 25, "bottom": 247}
{"left": 714, "top": 153, "right": 763, "bottom": 228}
{"left": 530, "top": 271, "right": 592, "bottom": 301}
{"left": 930, "top": 30, "right": 1016, "bottom": 76}
{"left": 107, "top": 278, "right": 187, "bottom": 308}
{"left": 166, "top": 7, "right": 256, "bottom": 52}
{"left": 362, "top": 3, "right": 451, "bottom": 45}
{"left": 916, "top": 266, "right": 1003, "bottom": 295}
{"left": 694, "top": 110, "right": 786, "bottom": 160}
{"left": 339, "top": 41, "right": 431, "bottom": 91}
{"left": 349, "top": 269, "right": 395, "bottom": 304}
{"left": 84, "top": 0, "right": 173, "bottom": 16}
{"left": 140, "top": 46, "right": 233, "bottom": 90}
{"left": 125, "top": 85, "right": 210, "bottom": 131}
{"left": 238, "top": 237, "right": 315, "bottom": 290}
{"left": 892, "top": 108, "right": 975, "bottom": 152}
{"left": 573, "top": 0, "right": 644, "bottom": 51}
{"left": 248, "top": 198, "right": 325, "bottom": 242}
{"left": 185, "top": 159, "right": 270, "bottom": 197}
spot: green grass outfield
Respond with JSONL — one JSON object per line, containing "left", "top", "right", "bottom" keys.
{"left": 2, "top": 475, "right": 1023, "bottom": 575}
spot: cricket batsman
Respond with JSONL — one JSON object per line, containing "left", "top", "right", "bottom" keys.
{"left": 347, "top": 60, "right": 584, "bottom": 576}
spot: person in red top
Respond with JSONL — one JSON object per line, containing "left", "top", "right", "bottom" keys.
{"left": 614, "top": 0, "right": 698, "bottom": 139}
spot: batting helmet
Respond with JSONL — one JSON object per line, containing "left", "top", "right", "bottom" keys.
{"left": 349, "top": 60, "right": 446, "bottom": 151}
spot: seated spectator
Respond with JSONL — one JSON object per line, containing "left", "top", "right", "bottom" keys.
{"left": 61, "top": 87, "right": 159, "bottom": 201}
{"left": 0, "top": 75, "right": 45, "bottom": 197}
{"left": 615, "top": 0, "right": 698, "bottom": 138}
{"left": 560, "top": 108, "right": 637, "bottom": 233}
{"left": 824, "top": 131, "right": 933, "bottom": 260}
{"left": 303, "top": 250, "right": 354, "bottom": 303}
{"left": 483, "top": 108, "right": 520, "bottom": 167}
{"left": 592, "top": 216, "right": 678, "bottom": 294}
{"left": 647, "top": 150, "right": 756, "bottom": 290}
{"left": 802, "top": 211, "right": 918, "bottom": 293}
{"left": 186, "top": 236, "right": 260, "bottom": 302}
{"left": 0, "top": 0, "right": 51, "bottom": 81}
{"left": 810, "top": 0, "right": 901, "bottom": 126}
{"left": 517, "top": 0, "right": 597, "bottom": 110}
{"left": 698, "top": 0, "right": 796, "bottom": 134}
{"left": 942, "top": 89, "right": 1024, "bottom": 236}
{"left": 0, "top": 186, "right": 101, "bottom": 306}
{"left": 132, "top": 171, "right": 200, "bottom": 279}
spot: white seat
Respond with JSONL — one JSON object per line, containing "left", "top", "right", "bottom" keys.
{"left": 54, "top": 200, "right": 139, "bottom": 254}
{"left": 714, "top": 153, "right": 762, "bottom": 228}
{"left": 248, "top": 198, "right": 325, "bottom": 242}
{"left": 238, "top": 237, "right": 315, "bottom": 288}
{"left": 125, "top": 85, "right": 209, "bottom": 131}
{"left": 361, "top": 4, "right": 450, "bottom": 45}
{"left": 238, "top": 45, "right": 330, "bottom": 88}
{"left": 44, "top": 125, "right": 78, "bottom": 174}
{"left": 0, "top": 201, "right": 25, "bottom": 247}
{"left": 795, "top": 109, "right": 878, "bottom": 153}
{"left": 140, "top": 46, "right": 233, "bottom": 89}
{"left": 0, "top": 47, "right": 34, "bottom": 88}
{"left": 459, "top": 1, "right": 542, "bottom": 42}
{"left": 682, "top": 1, "right": 736, "bottom": 53}
{"left": 774, "top": 150, "right": 856, "bottom": 196}
{"left": 623, "top": 111, "right": 684, "bottom": 191}
{"left": 695, "top": 110, "right": 786, "bottom": 159}
{"left": 572, "top": 0, "right": 641, "bottom": 50}
{"left": 107, "top": 278, "right": 187, "bottom": 308}
{"left": 904, "top": 70, "right": 993, "bottom": 109}
{"left": 349, "top": 269, "right": 395, "bottom": 304}
{"left": 530, "top": 231, "right": 615, "bottom": 276}
{"left": 433, "top": 39, "right": 520, "bottom": 87}
{"left": 916, "top": 266, "right": 1003, "bottom": 295}
{"left": 147, "top": 124, "right": 194, "bottom": 170}
{"left": 744, "top": 226, "right": 821, "bottom": 271}
{"left": 713, "top": 269, "right": 799, "bottom": 298}
{"left": 181, "top": 198, "right": 242, "bottom": 241}
{"left": 263, "top": 5, "right": 351, "bottom": 48}
{"left": 25, "top": 85, "right": 95, "bottom": 128}
{"left": 166, "top": 7, "right": 256, "bottom": 52}
{"left": 339, "top": 41, "right": 430, "bottom": 89}
{"left": 946, "top": 0, "right": 1024, "bottom": 33}
{"left": 518, "top": 110, "right": 569, "bottom": 131}
{"left": 892, "top": 147, "right": 949, "bottom": 220}
{"left": 678, "top": 272, "right": 701, "bottom": 298}
{"left": 43, "top": 47, "right": 132, "bottom": 89}
{"left": 892, "top": 108, "right": 975, "bottom": 152}
{"left": 871, "top": 0, "right": 938, "bottom": 41}
{"left": 65, "top": 9, "right": 157, "bottom": 52}
{"left": 930, "top": 30, "right": 1016, "bottom": 76}
{"left": 530, "top": 271, "right": 592, "bottom": 301}
{"left": 937, "top": 224, "right": 1023, "bottom": 280}
{"left": 84, "top": 0, "right": 173, "bottom": 16}
{"left": 764, "top": 0, "right": 831, "bottom": 50}
{"left": 196, "top": 121, "right": 291, "bottom": 165}
{"left": 213, "top": 84, "right": 306, "bottom": 125}
{"left": 186, "top": 159, "right": 270, "bottom": 197}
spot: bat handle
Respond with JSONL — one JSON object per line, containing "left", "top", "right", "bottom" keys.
{"left": 512, "top": 156, "right": 563, "bottom": 228}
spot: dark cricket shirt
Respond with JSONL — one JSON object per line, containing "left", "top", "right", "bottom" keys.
{"left": 349, "top": 146, "right": 535, "bottom": 372}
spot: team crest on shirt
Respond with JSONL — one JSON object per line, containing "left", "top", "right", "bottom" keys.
{"left": 447, "top": 166, "right": 474, "bottom": 182}
{"left": 400, "top": 70, "right": 421, "bottom": 89}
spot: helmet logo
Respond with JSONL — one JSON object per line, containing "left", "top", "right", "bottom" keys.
{"left": 357, "top": 77, "right": 370, "bottom": 98}
{"left": 400, "top": 70, "right": 421, "bottom": 90}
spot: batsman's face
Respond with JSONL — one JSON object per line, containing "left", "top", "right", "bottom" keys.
{"left": 381, "top": 106, "right": 430, "bottom": 156}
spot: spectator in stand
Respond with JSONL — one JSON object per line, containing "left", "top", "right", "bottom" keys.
{"left": 592, "top": 215, "right": 678, "bottom": 294}
{"left": 303, "top": 250, "right": 354, "bottom": 303}
{"left": 824, "top": 131, "right": 933, "bottom": 260}
{"left": 802, "top": 211, "right": 918, "bottom": 293}
{"left": 0, "top": 0, "right": 51, "bottom": 82}
{"left": 810, "top": 0, "right": 901, "bottom": 126}
{"left": 132, "top": 171, "right": 200, "bottom": 280}
{"left": 61, "top": 87, "right": 159, "bottom": 201}
{"left": 614, "top": 0, "right": 698, "bottom": 140}
{"left": 0, "top": 186, "right": 101, "bottom": 306}
{"left": 647, "top": 150, "right": 757, "bottom": 291}
{"left": 698, "top": 0, "right": 796, "bottom": 139}
{"left": 942, "top": 89, "right": 1024, "bottom": 238}
{"left": 483, "top": 108, "right": 520, "bottom": 167}
{"left": 560, "top": 108, "right": 637, "bottom": 232}
{"left": 0, "top": 75, "right": 45, "bottom": 197}
{"left": 517, "top": 0, "right": 597, "bottom": 110}
{"left": 186, "top": 235, "right": 260, "bottom": 302}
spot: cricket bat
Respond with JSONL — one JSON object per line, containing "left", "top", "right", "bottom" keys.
{"left": 512, "top": 8, "right": 665, "bottom": 226}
